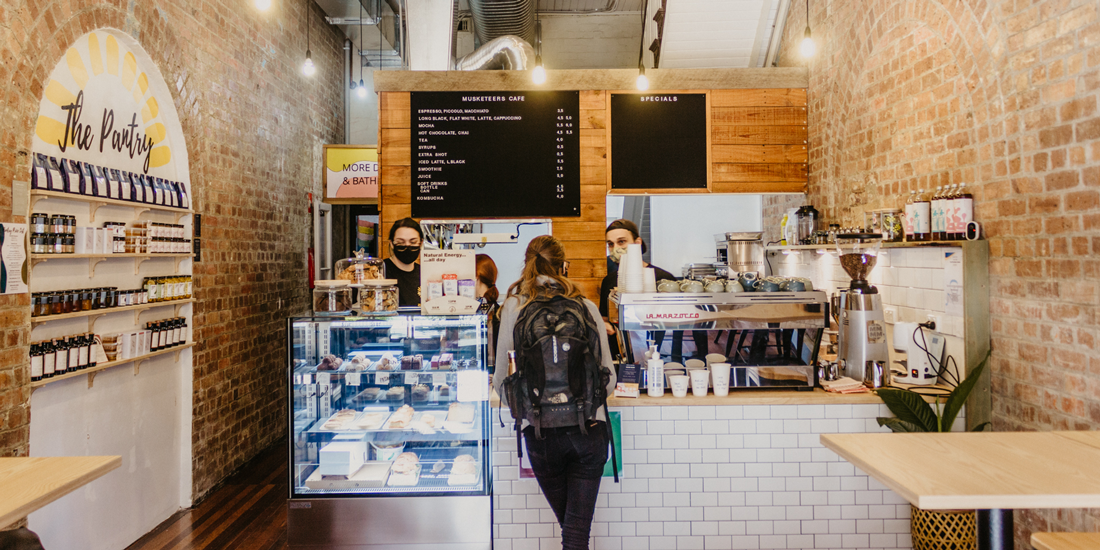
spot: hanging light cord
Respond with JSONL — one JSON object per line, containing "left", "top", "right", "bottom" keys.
{"left": 637, "top": 0, "right": 648, "bottom": 71}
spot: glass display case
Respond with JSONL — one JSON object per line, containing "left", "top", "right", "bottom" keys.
{"left": 287, "top": 313, "right": 491, "bottom": 550}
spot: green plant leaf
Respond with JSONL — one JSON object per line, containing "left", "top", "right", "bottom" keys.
{"left": 876, "top": 417, "right": 925, "bottom": 433}
{"left": 942, "top": 349, "right": 991, "bottom": 432}
{"left": 875, "top": 388, "right": 937, "bottom": 432}
{"left": 970, "top": 422, "right": 991, "bottom": 432}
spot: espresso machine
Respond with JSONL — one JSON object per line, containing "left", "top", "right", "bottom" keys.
{"left": 835, "top": 234, "right": 889, "bottom": 382}
{"left": 715, "top": 232, "right": 767, "bottom": 276}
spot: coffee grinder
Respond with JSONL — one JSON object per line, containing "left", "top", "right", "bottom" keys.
{"left": 836, "top": 233, "right": 889, "bottom": 382}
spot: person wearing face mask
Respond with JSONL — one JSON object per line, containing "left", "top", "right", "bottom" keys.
{"left": 383, "top": 217, "right": 423, "bottom": 307}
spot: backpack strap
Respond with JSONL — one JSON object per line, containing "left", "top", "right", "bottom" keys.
{"left": 604, "top": 401, "right": 619, "bottom": 483}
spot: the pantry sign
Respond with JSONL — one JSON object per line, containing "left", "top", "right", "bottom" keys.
{"left": 33, "top": 29, "right": 188, "bottom": 181}
{"left": 324, "top": 145, "right": 379, "bottom": 204}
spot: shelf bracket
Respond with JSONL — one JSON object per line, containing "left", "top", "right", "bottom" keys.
{"left": 89, "top": 313, "right": 106, "bottom": 332}
{"left": 89, "top": 201, "right": 107, "bottom": 223}
{"left": 31, "top": 194, "right": 49, "bottom": 210}
{"left": 174, "top": 211, "right": 190, "bottom": 224}
{"left": 30, "top": 257, "right": 48, "bottom": 269}
{"left": 89, "top": 257, "right": 107, "bottom": 277}
{"left": 134, "top": 206, "right": 151, "bottom": 219}
{"left": 174, "top": 349, "right": 183, "bottom": 362}
{"left": 88, "top": 372, "right": 97, "bottom": 388}
{"left": 134, "top": 256, "right": 152, "bottom": 274}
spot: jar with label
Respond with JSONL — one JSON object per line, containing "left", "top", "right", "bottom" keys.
{"left": 63, "top": 234, "right": 75, "bottom": 253}
{"left": 30, "top": 234, "right": 46, "bottom": 254}
{"left": 31, "top": 213, "right": 49, "bottom": 234}
{"left": 51, "top": 233, "right": 64, "bottom": 254}
{"left": 50, "top": 215, "right": 64, "bottom": 234}
{"left": 355, "top": 279, "right": 399, "bottom": 316}
{"left": 82, "top": 289, "right": 93, "bottom": 311}
{"left": 313, "top": 280, "right": 352, "bottom": 316}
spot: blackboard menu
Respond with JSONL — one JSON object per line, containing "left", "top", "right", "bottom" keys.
{"left": 411, "top": 91, "right": 581, "bottom": 218}
{"left": 610, "top": 93, "right": 708, "bottom": 190}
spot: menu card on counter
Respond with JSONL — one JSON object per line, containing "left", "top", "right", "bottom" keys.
{"left": 411, "top": 91, "right": 581, "bottom": 218}
{"left": 614, "top": 364, "right": 641, "bottom": 398}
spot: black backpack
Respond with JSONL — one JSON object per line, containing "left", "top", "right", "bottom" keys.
{"left": 501, "top": 295, "right": 617, "bottom": 480}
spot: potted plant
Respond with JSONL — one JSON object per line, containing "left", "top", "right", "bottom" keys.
{"left": 875, "top": 351, "right": 990, "bottom": 550}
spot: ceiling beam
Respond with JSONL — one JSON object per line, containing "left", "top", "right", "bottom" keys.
{"left": 374, "top": 67, "right": 808, "bottom": 91}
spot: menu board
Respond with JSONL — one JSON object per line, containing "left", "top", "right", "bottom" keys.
{"left": 411, "top": 91, "right": 580, "bottom": 218}
{"left": 610, "top": 93, "right": 708, "bottom": 191}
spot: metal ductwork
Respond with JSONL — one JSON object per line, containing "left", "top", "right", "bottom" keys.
{"left": 468, "top": 0, "right": 535, "bottom": 45}
{"left": 454, "top": 34, "right": 534, "bottom": 70}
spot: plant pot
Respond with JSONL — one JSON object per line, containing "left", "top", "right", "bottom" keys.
{"left": 910, "top": 506, "right": 976, "bottom": 550}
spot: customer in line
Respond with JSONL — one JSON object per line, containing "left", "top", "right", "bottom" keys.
{"left": 382, "top": 217, "right": 423, "bottom": 307}
{"left": 493, "top": 235, "right": 616, "bottom": 550}
{"left": 475, "top": 253, "right": 501, "bottom": 370}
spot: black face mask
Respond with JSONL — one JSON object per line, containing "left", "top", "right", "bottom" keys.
{"left": 392, "top": 245, "right": 420, "bottom": 265}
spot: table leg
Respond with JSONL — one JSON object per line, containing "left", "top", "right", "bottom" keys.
{"left": 977, "top": 509, "right": 1013, "bottom": 550}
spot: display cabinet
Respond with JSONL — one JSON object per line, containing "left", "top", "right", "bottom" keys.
{"left": 287, "top": 313, "right": 491, "bottom": 550}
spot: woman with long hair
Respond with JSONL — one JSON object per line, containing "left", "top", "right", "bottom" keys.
{"left": 493, "top": 235, "right": 616, "bottom": 550}
{"left": 475, "top": 253, "right": 501, "bottom": 368}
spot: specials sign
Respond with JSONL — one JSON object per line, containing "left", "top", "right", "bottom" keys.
{"left": 32, "top": 29, "right": 185, "bottom": 181}
{"left": 324, "top": 145, "right": 379, "bottom": 203}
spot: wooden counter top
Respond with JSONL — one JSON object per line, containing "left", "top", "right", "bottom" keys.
{"left": 608, "top": 388, "right": 889, "bottom": 406}
{"left": 0, "top": 456, "right": 122, "bottom": 528}
{"left": 1031, "top": 532, "right": 1100, "bottom": 550}
{"left": 820, "top": 432, "right": 1100, "bottom": 510}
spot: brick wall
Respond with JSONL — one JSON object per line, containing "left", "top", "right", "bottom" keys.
{"left": 0, "top": 0, "right": 345, "bottom": 501}
{"left": 775, "top": 0, "right": 1100, "bottom": 543}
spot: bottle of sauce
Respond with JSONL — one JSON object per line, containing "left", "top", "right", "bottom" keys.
{"left": 55, "top": 337, "right": 69, "bottom": 376}
{"left": 931, "top": 186, "right": 945, "bottom": 241}
{"left": 172, "top": 318, "right": 182, "bottom": 347}
{"left": 913, "top": 189, "right": 931, "bottom": 241}
{"left": 954, "top": 183, "right": 973, "bottom": 240}
{"left": 67, "top": 335, "right": 80, "bottom": 374}
{"left": 43, "top": 340, "right": 56, "bottom": 378}
{"left": 30, "top": 342, "right": 43, "bottom": 382}
{"left": 943, "top": 185, "right": 958, "bottom": 240}
{"left": 78, "top": 333, "right": 90, "bottom": 370}
{"left": 88, "top": 335, "right": 99, "bottom": 369}
{"left": 149, "top": 321, "right": 161, "bottom": 352}
{"left": 903, "top": 190, "right": 917, "bottom": 241}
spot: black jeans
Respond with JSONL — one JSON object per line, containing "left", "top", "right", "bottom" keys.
{"left": 523, "top": 422, "right": 609, "bottom": 550}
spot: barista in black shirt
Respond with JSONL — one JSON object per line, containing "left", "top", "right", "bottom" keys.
{"left": 382, "top": 217, "right": 423, "bottom": 307}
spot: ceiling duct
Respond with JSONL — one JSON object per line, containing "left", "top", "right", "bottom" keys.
{"left": 454, "top": 35, "right": 534, "bottom": 70}
{"left": 468, "top": 0, "right": 536, "bottom": 45}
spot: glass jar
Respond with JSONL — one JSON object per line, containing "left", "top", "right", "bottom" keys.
{"left": 51, "top": 233, "right": 63, "bottom": 254}
{"left": 880, "top": 209, "right": 904, "bottom": 242}
{"left": 93, "top": 287, "right": 106, "bottom": 309}
{"left": 47, "top": 292, "right": 60, "bottom": 315}
{"left": 355, "top": 279, "right": 399, "bottom": 316}
{"left": 82, "top": 289, "right": 93, "bottom": 311}
{"left": 106, "top": 287, "right": 119, "bottom": 308}
{"left": 313, "top": 280, "right": 352, "bottom": 316}
{"left": 63, "top": 234, "right": 75, "bottom": 254}
{"left": 30, "top": 234, "right": 45, "bottom": 254}
{"left": 334, "top": 254, "right": 385, "bottom": 283}
{"left": 31, "top": 213, "right": 49, "bottom": 234}
{"left": 50, "top": 215, "right": 64, "bottom": 234}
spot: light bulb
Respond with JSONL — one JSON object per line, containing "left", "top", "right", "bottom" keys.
{"left": 636, "top": 72, "right": 649, "bottom": 91}
{"left": 255, "top": 0, "right": 272, "bottom": 10}
{"left": 357, "top": 79, "right": 367, "bottom": 98}
{"left": 532, "top": 64, "right": 546, "bottom": 85}
{"left": 800, "top": 27, "right": 816, "bottom": 58}
{"left": 350, "top": 80, "right": 357, "bottom": 91}
{"left": 303, "top": 56, "right": 315, "bottom": 76}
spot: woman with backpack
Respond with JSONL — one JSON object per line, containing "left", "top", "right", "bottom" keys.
{"left": 493, "top": 235, "right": 616, "bottom": 550}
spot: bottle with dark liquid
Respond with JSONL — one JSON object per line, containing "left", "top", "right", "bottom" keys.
{"left": 66, "top": 335, "right": 80, "bottom": 374}
{"left": 913, "top": 189, "right": 931, "bottom": 241}
{"left": 55, "top": 337, "right": 69, "bottom": 376}
{"left": 88, "top": 334, "right": 98, "bottom": 369}
{"left": 30, "top": 342, "right": 43, "bottom": 382}
{"left": 43, "top": 340, "right": 56, "bottom": 378}
{"left": 931, "top": 186, "right": 946, "bottom": 241}
{"left": 78, "top": 333, "right": 90, "bottom": 370}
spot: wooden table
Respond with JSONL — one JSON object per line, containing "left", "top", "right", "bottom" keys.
{"left": 820, "top": 432, "right": 1100, "bottom": 550}
{"left": 0, "top": 456, "right": 122, "bottom": 528}
{"left": 1031, "top": 532, "right": 1100, "bottom": 550}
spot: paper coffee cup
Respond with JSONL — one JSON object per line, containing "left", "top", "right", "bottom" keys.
{"left": 711, "top": 363, "right": 731, "bottom": 397}
{"left": 670, "top": 375, "right": 690, "bottom": 397}
{"left": 690, "top": 369, "right": 710, "bottom": 397}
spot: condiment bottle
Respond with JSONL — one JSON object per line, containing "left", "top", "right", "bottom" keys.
{"left": 87, "top": 335, "right": 98, "bottom": 369}
{"left": 954, "top": 183, "right": 973, "bottom": 241}
{"left": 78, "top": 333, "right": 90, "bottom": 370}
{"left": 930, "top": 186, "right": 945, "bottom": 241}
{"left": 903, "top": 190, "right": 917, "bottom": 241}
{"left": 943, "top": 184, "right": 958, "bottom": 240}
{"left": 30, "top": 342, "right": 43, "bottom": 382}
{"left": 55, "top": 337, "right": 69, "bottom": 376}
{"left": 912, "top": 189, "right": 931, "bottom": 241}
{"left": 67, "top": 335, "right": 80, "bottom": 373}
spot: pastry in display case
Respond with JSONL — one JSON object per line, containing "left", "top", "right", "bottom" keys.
{"left": 287, "top": 314, "right": 491, "bottom": 550}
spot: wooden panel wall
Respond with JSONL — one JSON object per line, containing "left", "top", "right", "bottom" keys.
{"left": 377, "top": 83, "right": 806, "bottom": 304}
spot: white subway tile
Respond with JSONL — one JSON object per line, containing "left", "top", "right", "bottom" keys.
{"left": 675, "top": 535, "right": 704, "bottom": 549}
{"left": 635, "top": 435, "right": 663, "bottom": 449}
{"left": 688, "top": 406, "right": 716, "bottom": 420}
{"left": 856, "top": 518, "right": 884, "bottom": 534}
{"left": 814, "top": 533, "right": 844, "bottom": 548}
{"left": 759, "top": 477, "right": 786, "bottom": 492}
{"left": 728, "top": 420, "right": 757, "bottom": 434}
{"left": 810, "top": 418, "right": 839, "bottom": 433}
{"left": 841, "top": 477, "right": 868, "bottom": 491}
{"left": 689, "top": 435, "right": 717, "bottom": 449}
{"left": 841, "top": 533, "right": 870, "bottom": 548}
{"left": 786, "top": 505, "right": 814, "bottom": 520}
{"left": 718, "top": 463, "right": 747, "bottom": 478}
{"left": 662, "top": 463, "right": 690, "bottom": 478}
{"left": 743, "top": 407, "right": 770, "bottom": 420}
{"left": 648, "top": 421, "right": 675, "bottom": 435}
{"left": 634, "top": 407, "right": 662, "bottom": 421}
{"left": 718, "top": 520, "right": 748, "bottom": 535}
{"left": 661, "top": 407, "right": 690, "bottom": 420}
{"left": 677, "top": 478, "right": 704, "bottom": 493}
{"left": 674, "top": 449, "right": 703, "bottom": 463}
{"left": 745, "top": 492, "right": 773, "bottom": 506}
{"left": 677, "top": 507, "right": 705, "bottom": 522}
{"left": 828, "top": 491, "right": 856, "bottom": 506}
{"left": 701, "top": 420, "right": 730, "bottom": 434}
{"left": 704, "top": 506, "right": 732, "bottom": 522}
{"left": 715, "top": 406, "right": 744, "bottom": 420}
{"left": 759, "top": 506, "right": 786, "bottom": 521}
{"left": 691, "top": 521, "right": 719, "bottom": 536}
{"left": 674, "top": 420, "right": 703, "bottom": 435}
{"left": 730, "top": 535, "right": 762, "bottom": 549}
{"left": 786, "top": 534, "right": 815, "bottom": 549}
{"left": 745, "top": 521, "right": 774, "bottom": 535}
{"left": 855, "top": 490, "right": 883, "bottom": 505}
{"left": 744, "top": 434, "right": 772, "bottom": 448}
{"left": 702, "top": 449, "right": 730, "bottom": 463}
{"left": 813, "top": 505, "right": 842, "bottom": 520}
{"left": 756, "top": 419, "right": 784, "bottom": 433}
{"left": 757, "top": 448, "right": 784, "bottom": 463}
{"left": 690, "top": 463, "right": 719, "bottom": 479}
{"left": 772, "top": 491, "right": 801, "bottom": 506}
{"left": 636, "top": 464, "right": 663, "bottom": 478}
{"left": 703, "top": 535, "right": 733, "bottom": 550}
{"left": 649, "top": 536, "right": 676, "bottom": 550}
{"left": 704, "top": 478, "right": 731, "bottom": 493}
{"left": 869, "top": 533, "right": 899, "bottom": 548}
{"left": 797, "top": 404, "right": 826, "bottom": 419}
{"left": 828, "top": 519, "right": 856, "bottom": 533}
{"left": 608, "top": 522, "right": 635, "bottom": 537}
{"left": 785, "top": 476, "right": 813, "bottom": 492}
{"left": 648, "top": 450, "right": 675, "bottom": 465}
{"left": 772, "top": 462, "right": 800, "bottom": 477}
{"left": 592, "top": 536, "right": 619, "bottom": 550}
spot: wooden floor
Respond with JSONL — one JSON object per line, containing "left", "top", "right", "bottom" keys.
{"left": 127, "top": 441, "right": 288, "bottom": 550}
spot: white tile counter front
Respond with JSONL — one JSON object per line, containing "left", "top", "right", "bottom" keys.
{"left": 491, "top": 398, "right": 953, "bottom": 550}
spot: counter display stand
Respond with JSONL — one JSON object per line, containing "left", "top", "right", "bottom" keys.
{"left": 287, "top": 314, "right": 491, "bottom": 550}
{"left": 28, "top": 190, "right": 193, "bottom": 389}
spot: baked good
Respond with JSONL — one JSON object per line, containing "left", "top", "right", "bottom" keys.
{"left": 385, "top": 387, "right": 405, "bottom": 401}
{"left": 346, "top": 356, "right": 369, "bottom": 371}
{"left": 421, "top": 413, "right": 436, "bottom": 428}
{"left": 357, "top": 387, "right": 380, "bottom": 401}
{"left": 353, "top": 411, "right": 388, "bottom": 430}
{"left": 321, "top": 409, "right": 356, "bottom": 430}
{"left": 438, "top": 353, "right": 454, "bottom": 369}
{"left": 447, "top": 403, "right": 476, "bottom": 423}
{"left": 437, "top": 384, "right": 450, "bottom": 396}
{"left": 412, "top": 384, "right": 430, "bottom": 401}
{"left": 316, "top": 355, "right": 340, "bottom": 371}
{"left": 447, "top": 454, "right": 479, "bottom": 485}
{"left": 401, "top": 355, "right": 423, "bottom": 370}
{"left": 386, "top": 405, "right": 415, "bottom": 429}
{"left": 388, "top": 452, "right": 421, "bottom": 486}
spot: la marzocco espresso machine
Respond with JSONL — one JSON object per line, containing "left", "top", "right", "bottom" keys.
{"left": 834, "top": 234, "right": 889, "bottom": 383}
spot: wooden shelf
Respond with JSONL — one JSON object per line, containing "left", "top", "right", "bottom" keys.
{"left": 30, "top": 190, "right": 192, "bottom": 223}
{"left": 29, "top": 253, "right": 193, "bottom": 275}
{"left": 29, "top": 343, "right": 195, "bottom": 389}
{"left": 766, "top": 241, "right": 975, "bottom": 252}
{"left": 31, "top": 298, "right": 195, "bottom": 327}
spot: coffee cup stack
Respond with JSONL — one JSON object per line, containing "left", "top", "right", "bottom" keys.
{"left": 620, "top": 244, "right": 645, "bottom": 293}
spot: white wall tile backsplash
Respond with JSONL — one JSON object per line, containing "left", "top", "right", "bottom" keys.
{"left": 493, "top": 404, "right": 923, "bottom": 550}
{"left": 773, "top": 246, "right": 968, "bottom": 382}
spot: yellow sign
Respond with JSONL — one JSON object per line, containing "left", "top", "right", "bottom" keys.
{"left": 324, "top": 145, "right": 378, "bottom": 203}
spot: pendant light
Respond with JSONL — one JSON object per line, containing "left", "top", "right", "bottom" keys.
{"left": 800, "top": 0, "right": 816, "bottom": 58}
{"left": 255, "top": 0, "right": 272, "bottom": 11}
{"left": 357, "top": 2, "right": 367, "bottom": 98}
{"left": 635, "top": 0, "right": 649, "bottom": 91}
{"left": 531, "top": 16, "right": 546, "bottom": 84}
{"left": 303, "top": 8, "right": 316, "bottom": 76}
